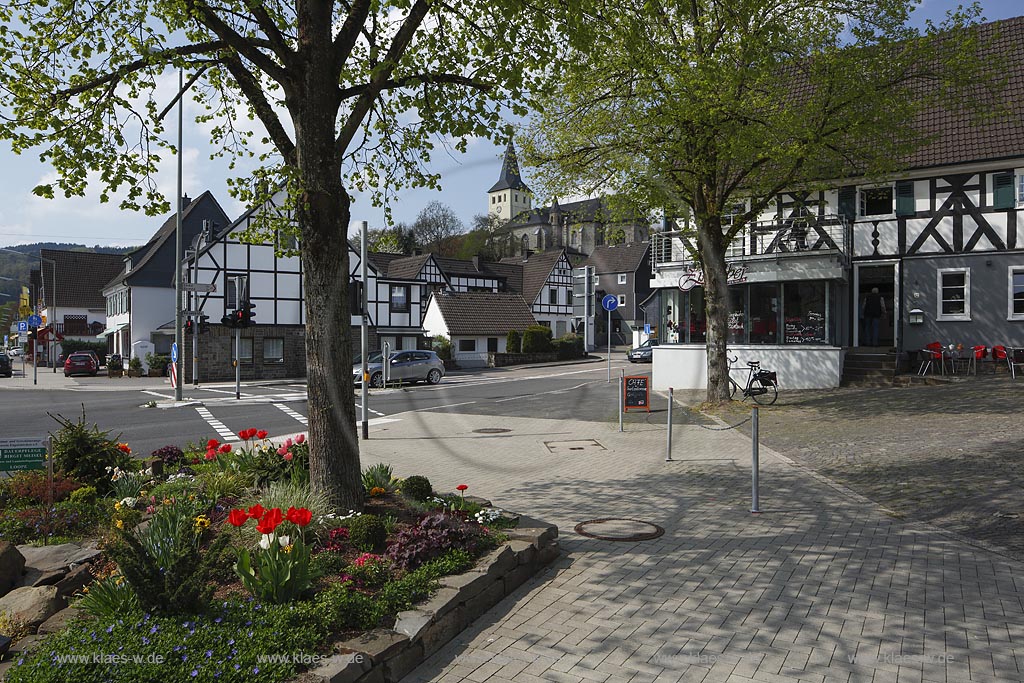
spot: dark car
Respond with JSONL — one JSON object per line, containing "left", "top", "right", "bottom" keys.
{"left": 64, "top": 352, "right": 98, "bottom": 377}
{"left": 0, "top": 353, "right": 11, "bottom": 378}
{"left": 627, "top": 338, "right": 659, "bottom": 363}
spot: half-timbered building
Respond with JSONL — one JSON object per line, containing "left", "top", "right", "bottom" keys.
{"left": 500, "top": 249, "right": 575, "bottom": 337}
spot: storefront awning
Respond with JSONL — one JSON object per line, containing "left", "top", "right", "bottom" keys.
{"left": 96, "top": 323, "right": 127, "bottom": 338}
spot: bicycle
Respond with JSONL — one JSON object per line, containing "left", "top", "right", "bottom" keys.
{"left": 728, "top": 356, "right": 778, "bottom": 405}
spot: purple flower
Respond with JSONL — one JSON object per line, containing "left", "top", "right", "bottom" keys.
{"left": 214, "top": 617, "right": 222, "bottom": 624}
{"left": 206, "top": 650, "right": 213, "bottom": 658}
{"left": 191, "top": 669, "right": 198, "bottom": 677}
{"left": 150, "top": 625, "right": 158, "bottom": 634}
{"left": 142, "top": 637, "right": 150, "bottom": 645}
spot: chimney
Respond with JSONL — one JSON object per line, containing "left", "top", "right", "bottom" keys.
{"left": 180, "top": 194, "right": 192, "bottom": 210}
{"left": 471, "top": 255, "right": 480, "bottom": 271}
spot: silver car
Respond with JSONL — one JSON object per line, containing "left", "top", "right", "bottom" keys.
{"left": 352, "top": 350, "right": 445, "bottom": 387}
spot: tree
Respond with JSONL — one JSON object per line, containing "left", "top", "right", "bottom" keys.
{"left": 356, "top": 223, "right": 418, "bottom": 255}
{"left": 471, "top": 212, "right": 508, "bottom": 233}
{"left": 412, "top": 201, "right": 465, "bottom": 256}
{"left": 0, "top": 1, "right": 559, "bottom": 509}
{"left": 523, "top": 0, "right": 987, "bottom": 403}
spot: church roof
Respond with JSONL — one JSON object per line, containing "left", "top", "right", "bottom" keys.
{"left": 505, "top": 197, "right": 608, "bottom": 229}
{"left": 487, "top": 140, "right": 532, "bottom": 194}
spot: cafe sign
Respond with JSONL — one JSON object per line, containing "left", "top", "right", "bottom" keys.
{"left": 0, "top": 438, "right": 47, "bottom": 472}
{"left": 678, "top": 265, "right": 748, "bottom": 292}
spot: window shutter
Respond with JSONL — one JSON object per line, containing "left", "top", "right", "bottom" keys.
{"left": 838, "top": 186, "right": 856, "bottom": 222}
{"left": 895, "top": 181, "right": 915, "bottom": 216}
{"left": 994, "top": 172, "right": 1014, "bottom": 209}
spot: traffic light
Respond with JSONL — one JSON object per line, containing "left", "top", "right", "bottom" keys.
{"left": 184, "top": 320, "right": 194, "bottom": 335}
{"left": 349, "top": 279, "right": 364, "bottom": 315}
{"left": 221, "top": 313, "right": 237, "bottom": 329}
{"left": 27, "top": 328, "right": 36, "bottom": 340}
{"left": 199, "top": 315, "right": 210, "bottom": 334}
{"left": 243, "top": 301, "right": 256, "bottom": 327}
{"left": 233, "top": 307, "right": 246, "bottom": 328}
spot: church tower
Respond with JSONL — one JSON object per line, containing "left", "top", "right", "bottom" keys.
{"left": 487, "top": 140, "right": 532, "bottom": 222}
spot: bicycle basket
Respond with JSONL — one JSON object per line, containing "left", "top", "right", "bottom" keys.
{"left": 756, "top": 370, "right": 777, "bottom": 385}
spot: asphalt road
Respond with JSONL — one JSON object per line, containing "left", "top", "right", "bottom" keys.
{"left": 0, "top": 357, "right": 674, "bottom": 458}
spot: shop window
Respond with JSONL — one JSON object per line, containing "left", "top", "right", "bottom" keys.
{"left": 727, "top": 287, "right": 746, "bottom": 344}
{"left": 458, "top": 339, "right": 476, "bottom": 352}
{"left": 994, "top": 172, "right": 1015, "bottom": 209}
{"left": 263, "top": 337, "right": 284, "bottom": 364}
{"left": 685, "top": 289, "right": 704, "bottom": 343}
{"left": 749, "top": 284, "right": 780, "bottom": 344}
{"left": 389, "top": 284, "right": 409, "bottom": 313}
{"left": 937, "top": 268, "right": 970, "bottom": 321}
{"left": 859, "top": 186, "right": 893, "bottom": 216}
{"left": 1010, "top": 267, "right": 1024, "bottom": 320}
{"left": 783, "top": 282, "right": 829, "bottom": 344}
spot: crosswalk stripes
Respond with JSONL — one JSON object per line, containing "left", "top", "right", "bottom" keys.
{"left": 273, "top": 403, "right": 308, "bottom": 426}
{"left": 195, "top": 406, "right": 241, "bottom": 441}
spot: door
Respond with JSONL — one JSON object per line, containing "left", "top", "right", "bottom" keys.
{"left": 854, "top": 263, "right": 897, "bottom": 348}
{"left": 389, "top": 351, "right": 413, "bottom": 380}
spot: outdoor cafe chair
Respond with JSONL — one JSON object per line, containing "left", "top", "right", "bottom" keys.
{"left": 991, "top": 345, "right": 1009, "bottom": 374}
{"left": 1010, "top": 347, "right": 1024, "bottom": 380}
{"left": 917, "top": 342, "right": 944, "bottom": 376}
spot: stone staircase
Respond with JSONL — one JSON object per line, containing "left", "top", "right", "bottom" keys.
{"left": 840, "top": 348, "right": 900, "bottom": 387}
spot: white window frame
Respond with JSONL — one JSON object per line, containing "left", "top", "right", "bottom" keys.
{"left": 1017, "top": 174, "right": 1024, "bottom": 207}
{"left": 617, "top": 273, "right": 628, "bottom": 285}
{"left": 617, "top": 294, "right": 627, "bottom": 307}
{"left": 859, "top": 184, "right": 895, "bottom": 218}
{"left": 1009, "top": 266, "right": 1024, "bottom": 321}
{"left": 263, "top": 337, "right": 284, "bottom": 364}
{"left": 937, "top": 267, "right": 971, "bottom": 321}
{"left": 232, "top": 337, "right": 254, "bottom": 364}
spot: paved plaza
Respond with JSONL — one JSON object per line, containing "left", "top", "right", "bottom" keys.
{"left": 361, "top": 382, "right": 1024, "bottom": 682}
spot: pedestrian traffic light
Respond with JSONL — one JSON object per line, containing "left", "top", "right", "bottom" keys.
{"left": 199, "top": 315, "right": 210, "bottom": 334}
{"left": 184, "top": 320, "right": 194, "bottom": 334}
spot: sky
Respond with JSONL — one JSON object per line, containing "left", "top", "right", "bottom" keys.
{"left": 0, "top": 0, "right": 1019, "bottom": 250}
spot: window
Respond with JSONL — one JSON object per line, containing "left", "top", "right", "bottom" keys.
{"left": 1018, "top": 175, "right": 1024, "bottom": 205}
{"left": 617, "top": 273, "right": 628, "bottom": 285}
{"left": 617, "top": 294, "right": 626, "bottom": 307}
{"left": 487, "top": 337, "right": 498, "bottom": 352}
{"left": 491, "top": 196, "right": 496, "bottom": 204}
{"left": 263, "top": 337, "right": 284, "bottom": 364}
{"left": 749, "top": 284, "right": 779, "bottom": 344}
{"left": 458, "top": 338, "right": 476, "bottom": 352}
{"left": 783, "top": 282, "right": 829, "bottom": 344}
{"left": 1009, "top": 267, "right": 1024, "bottom": 320}
{"left": 895, "top": 181, "right": 915, "bottom": 217}
{"left": 389, "top": 285, "right": 409, "bottom": 313}
{"left": 538, "top": 320, "right": 550, "bottom": 328}
{"left": 232, "top": 337, "right": 253, "bottom": 364}
{"left": 549, "top": 288, "right": 558, "bottom": 304}
{"left": 859, "top": 186, "right": 893, "bottom": 216}
{"left": 993, "top": 172, "right": 1015, "bottom": 209}
{"left": 937, "top": 268, "right": 970, "bottom": 320}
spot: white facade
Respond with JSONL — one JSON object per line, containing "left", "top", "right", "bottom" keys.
{"left": 422, "top": 299, "right": 508, "bottom": 367}
{"left": 651, "top": 344, "right": 842, "bottom": 391}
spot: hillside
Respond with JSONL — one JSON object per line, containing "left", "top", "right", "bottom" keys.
{"left": 0, "top": 242, "right": 133, "bottom": 301}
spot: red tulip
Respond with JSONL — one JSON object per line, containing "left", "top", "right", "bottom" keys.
{"left": 256, "top": 430, "right": 268, "bottom": 440}
{"left": 247, "top": 504, "right": 266, "bottom": 519}
{"left": 227, "top": 509, "right": 249, "bottom": 527}
{"left": 283, "top": 452, "right": 293, "bottom": 461}
{"left": 256, "top": 507, "right": 283, "bottom": 534}
{"left": 206, "top": 439, "right": 219, "bottom": 450}
{"left": 204, "top": 449, "right": 217, "bottom": 461}
{"left": 286, "top": 507, "right": 312, "bottom": 527}
{"left": 238, "top": 429, "right": 249, "bottom": 440}
{"left": 219, "top": 443, "right": 232, "bottom": 454}
{"left": 296, "top": 434, "right": 305, "bottom": 444}
{"left": 456, "top": 484, "right": 469, "bottom": 492}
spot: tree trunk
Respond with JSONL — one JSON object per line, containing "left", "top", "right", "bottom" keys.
{"left": 697, "top": 215, "right": 732, "bottom": 403}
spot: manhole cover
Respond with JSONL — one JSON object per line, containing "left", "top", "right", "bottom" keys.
{"left": 544, "top": 439, "right": 605, "bottom": 454}
{"left": 473, "top": 428, "right": 511, "bottom": 434}
{"left": 574, "top": 518, "right": 665, "bottom": 542}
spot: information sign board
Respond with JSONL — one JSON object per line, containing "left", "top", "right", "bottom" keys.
{"left": 0, "top": 438, "right": 47, "bottom": 472}
{"left": 623, "top": 376, "right": 650, "bottom": 412}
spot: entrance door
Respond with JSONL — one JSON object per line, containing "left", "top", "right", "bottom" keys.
{"left": 855, "top": 264, "right": 896, "bottom": 348}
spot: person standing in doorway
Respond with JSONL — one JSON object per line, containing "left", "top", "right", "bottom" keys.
{"left": 863, "top": 287, "right": 886, "bottom": 346}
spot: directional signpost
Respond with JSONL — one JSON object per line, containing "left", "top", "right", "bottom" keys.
{"left": 602, "top": 294, "right": 618, "bottom": 382}
{"left": 170, "top": 342, "right": 179, "bottom": 391}
{"left": 182, "top": 282, "right": 216, "bottom": 293}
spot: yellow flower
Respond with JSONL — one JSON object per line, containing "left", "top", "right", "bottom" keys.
{"left": 114, "top": 519, "right": 124, "bottom": 529}
{"left": 163, "top": 498, "right": 171, "bottom": 505}
{"left": 113, "top": 501, "right": 122, "bottom": 511}
{"left": 193, "top": 515, "right": 211, "bottom": 532}
{"left": 81, "top": 587, "right": 89, "bottom": 594}
{"left": 282, "top": 544, "right": 293, "bottom": 554}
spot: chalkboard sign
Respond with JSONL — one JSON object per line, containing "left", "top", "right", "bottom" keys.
{"left": 623, "top": 376, "right": 650, "bottom": 412}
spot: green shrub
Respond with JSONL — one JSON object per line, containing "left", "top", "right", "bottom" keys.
{"left": 74, "top": 573, "right": 140, "bottom": 620}
{"left": 144, "top": 353, "right": 170, "bottom": 373}
{"left": 68, "top": 485, "right": 97, "bottom": 506}
{"left": 401, "top": 475, "right": 432, "bottom": 502}
{"left": 521, "top": 324, "right": 553, "bottom": 353}
{"left": 552, "top": 333, "right": 584, "bottom": 360}
{"left": 506, "top": 329, "right": 521, "bottom": 353}
{"left": 49, "top": 408, "right": 135, "bottom": 494}
{"left": 431, "top": 335, "right": 453, "bottom": 361}
{"left": 2, "top": 470, "right": 82, "bottom": 505}
{"left": 345, "top": 513, "right": 386, "bottom": 553}
{"left": 361, "top": 462, "right": 399, "bottom": 494}
{"left": 60, "top": 339, "right": 107, "bottom": 364}
{"left": 310, "top": 550, "right": 349, "bottom": 579}
{"left": 127, "top": 355, "right": 142, "bottom": 372}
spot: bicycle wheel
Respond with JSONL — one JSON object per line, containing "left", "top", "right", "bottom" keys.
{"left": 729, "top": 379, "right": 739, "bottom": 399}
{"left": 752, "top": 380, "right": 778, "bottom": 405}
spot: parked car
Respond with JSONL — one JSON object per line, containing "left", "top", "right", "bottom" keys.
{"left": 627, "top": 338, "right": 659, "bottom": 363}
{"left": 64, "top": 352, "right": 98, "bottom": 377}
{"left": 0, "top": 353, "right": 11, "bottom": 378}
{"left": 352, "top": 350, "right": 445, "bottom": 387}
{"left": 8, "top": 348, "right": 22, "bottom": 358}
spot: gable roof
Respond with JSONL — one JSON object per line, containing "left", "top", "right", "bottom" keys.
{"left": 38, "top": 249, "right": 125, "bottom": 309}
{"left": 488, "top": 140, "right": 532, "bottom": 194}
{"left": 582, "top": 242, "right": 650, "bottom": 275}
{"left": 385, "top": 254, "right": 433, "bottom": 280}
{"left": 500, "top": 249, "right": 567, "bottom": 304}
{"left": 430, "top": 291, "right": 536, "bottom": 336}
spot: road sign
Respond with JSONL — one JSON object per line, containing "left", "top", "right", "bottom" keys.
{"left": 601, "top": 294, "right": 618, "bottom": 312}
{"left": 171, "top": 342, "right": 179, "bottom": 363}
{"left": 644, "top": 323, "right": 651, "bottom": 335}
{"left": 0, "top": 438, "right": 47, "bottom": 472}
{"left": 27, "top": 314, "right": 42, "bottom": 327}
{"left": 181, "top": 310, "right": 203, "bottom": 317}
{"left": 17, "top": 321, "right": 27, "bottom": 333}
{"left": 182, "top": 282, "right": 216, "bottom": 292}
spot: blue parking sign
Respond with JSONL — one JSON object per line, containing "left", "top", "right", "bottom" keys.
{"left": 17, "top": 321, "right": 28, "bottom": 333}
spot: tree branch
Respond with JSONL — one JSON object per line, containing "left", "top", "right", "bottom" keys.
{"left": 218, "top": 51, "right": 296, "bottom": 164}
{"left": 185, "top": 0, "right": 288, "bottom": 83}
{"left": 338, "top": 73, "right": 493, "bottom": 100}
{"left": 58, "top": 41, "right": 229, "bottom": 97}
{"left": 332, "top": 0, "right": 372, "bottom": 74}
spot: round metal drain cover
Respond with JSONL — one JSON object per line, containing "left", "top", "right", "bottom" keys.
{"left": 473, "top": 427, "right": 511, "bottom": 434}
{"left": 574, "top": 518, "right": 665, "bottom": 542}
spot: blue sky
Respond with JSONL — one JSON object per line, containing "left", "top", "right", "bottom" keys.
{"left": 0, "top": 0, "right": 1019, "bottom": 249}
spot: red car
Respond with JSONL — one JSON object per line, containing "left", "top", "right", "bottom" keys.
{"left": 64, "top": 352, "right": 98, "bottom": 377}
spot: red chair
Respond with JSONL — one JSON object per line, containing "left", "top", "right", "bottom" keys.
{"left": 991, "top": 345, "right": 1009, "bottom": 374}
{"left": 918, "top": 342, "right": 944, "bottom": 375}
{"left": 970, "top": 345, "right": 987, "bottom": 376}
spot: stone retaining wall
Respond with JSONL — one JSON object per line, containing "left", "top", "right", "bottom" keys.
{"left": 303, "top": 515, "right": 559, "bottom": 683}
{"left": 487, "top": 352, "right": 558, "bottom": 367}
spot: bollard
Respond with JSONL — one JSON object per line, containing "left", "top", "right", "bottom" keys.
{"left": 665, "top": 387, "right": 674, "bottom": 461}
{"left": 751, "top": 406, "right": 760, "bottom": 513}
{"left": 618, "top": 369, "right": 624, "bottom": 432}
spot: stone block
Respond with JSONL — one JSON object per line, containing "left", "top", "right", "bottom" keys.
{"left": 439, "top": 569, "right": 496, "bottom": 601}
{"left": 421, "top": 606, "right": 466, "bottom": 658}
{"left": 17, "top": 543, "right": 100, "bottom": 574}
{"left": 537, "top": 541, "right": 561, "bottom": 565}
{"left": 383, "top": 639, "right": 423, "bottom": 681}
{"left": 507, "top": 539, "right": 537, "bottom": 566}
{"left": 54, "top": 563, "right": 92, "bottom": 599}
{"left": 30, "top": 570, "right": 65, "bottom": 588}
{"left": 480, "top": 545, "right": 516, "bottom": 576}
{"left": 335, "top": 629, "right": 408, "bottom": 664}
{"left": 507, "top": 515, "right": 558, "bottom": 549}
{"left": 353, "top": 667, "right": 385, "bottom": 683}
{"left": 462, "top": 578, "right": 505, "bottom": 623}
{"left": 0, "top": 542, "right": 25, "bottom": 597}
{"left": 393, "top": 609, "right": 433, "bottom": 641}
{"left": 36, "top": 605, "right": 81, "bottom": 634}
{"left": 302, "top": 653, "right": 372, "bottom": 683}
{"left": 415, "top": 586, "right": 460, "bottom": 618}
{"left": 0, "top": 586, "right": 66, "bottom": 630}
{"left": 503, "top": 562, "right": 537, "bottom": 595}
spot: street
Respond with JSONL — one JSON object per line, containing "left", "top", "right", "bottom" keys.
{"left": 0, "top": 356, "right": 660, "bottom": 457}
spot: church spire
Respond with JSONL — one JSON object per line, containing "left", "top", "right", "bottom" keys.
{"left": 488, "top": 140, "right": 531, "bottom": 194}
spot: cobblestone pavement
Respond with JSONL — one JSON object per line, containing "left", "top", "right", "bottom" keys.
{"left": 700, "top": 374, "right": 1024, "bottom": 559}
{"left": 361, "top": 404, "right": 1024, "bottom": 683}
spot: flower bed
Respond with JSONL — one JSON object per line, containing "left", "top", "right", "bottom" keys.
{"left": 0, "top": 417, "right": 559, "bottom": 683}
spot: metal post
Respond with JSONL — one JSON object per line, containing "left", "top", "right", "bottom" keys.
{"left": 607, "top": 308, "right": 612, "bottom": 383}
{"left": 360, "top": 220, "right": 369, "bottom": 440}
{"left": 665, "top": 387, "right": 674, "bottom": 461}
{"left": 382, "top": 341, "right": 391, "bottom": 385}
{"left": 173, "top": 67, "right": 184, "bottom": 402}
{"left": 618, "top": 369, "right": 624, "bottom": 432}
{"left": 751, "top": 406, "right": 760, "bottom": 513}
{"left": 32, "top": 283, "right": 37, "bottom": 386}
{"left": 235, "top": 327, "right": 241, "bottom": 400}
